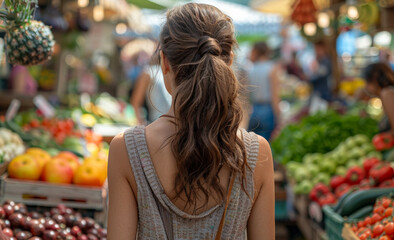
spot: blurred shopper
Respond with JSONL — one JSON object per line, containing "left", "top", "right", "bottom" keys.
{"left": 364, "top": 62, "right": 394, "bottom": 135}
{"left": 108, "top": 3, "right": 274, "bottom": 240}
{"left": 9, "top": 65, "right": 37, "bottom": 95}
{"left": 130, "top": 65, "right": 171, "bottom": 124}
{"left": 309, "top": 41, "right": 333, "bottom": 102}
{"left": 286, "top": 51, "right": 307, "bottom": 81}
{"left": 247, "top": 42, "right": 281, "bottom": 140}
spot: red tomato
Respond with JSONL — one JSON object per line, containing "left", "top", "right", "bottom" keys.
{"left": 352, "top": 226, "right": 358, "bottom": 233}
{"left": 365, "top": 216, "right": 372, "bottom": 226}
{"left": 357, "top": 227, "right": 367, "bottom": 235}
{"left": 358, "top": 221, "right": 366, "bottom": 228}
{"left": 384, "top": 222, "right": 394, "bottom": 236}
{"left": 385, "top": 208, "right": 393, "bottom": 218}
{"left": 383, "top": 198, "right": 393, "bottom": 208}
{"left": 372, "top": 213, "right": 384, "bottom": 224}
{"left": 375, "top": 206, "right": 386, "bottom": 215}
{"left": 380, "top": 236, "right": 392, "bottom": 240}
{"left": 373, "top": 224, "right": 385, "bottom": 237}
{"left": 359, "top": 233, "right": 369, "bottom": 240}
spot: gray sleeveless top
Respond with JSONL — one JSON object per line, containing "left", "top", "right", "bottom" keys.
{"left": 124, "top": 126, "right": 259, "bottom": 239}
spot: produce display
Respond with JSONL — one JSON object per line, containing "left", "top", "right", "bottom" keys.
{"left": 272, "top": 111, "right": 378, "bottom": 164}
{"left": 1, "top": 0, "right": 54, "bottom": 66}
{"left": 350, "top": 195, "right": 394, "bottom": 240}
{"left": 8, "top": 148, "right": 107, "bottom": 187}
{"left": 287, "top": 134, "right": 382, "bottom": 195}
{"left": 0, "top": 128, "right": 25, "bottom": 163}
{"left": 0, "top": 201, "right": 106, "bottom": 240}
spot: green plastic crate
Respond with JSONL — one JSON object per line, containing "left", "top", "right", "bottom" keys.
{"left": 323, "top": 205, "right": 345, "bottom": 240}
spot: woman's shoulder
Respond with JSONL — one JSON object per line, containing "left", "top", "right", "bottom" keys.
{"left": 381, "top": 87, "right": 394, "bottom": 103}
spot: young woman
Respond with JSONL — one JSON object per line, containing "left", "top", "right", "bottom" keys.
{"left": 247, "top": 42, "right": 281, "bottom": 140}
{"left": 107, "top": 3, "right": 275, "bottom": 239}
{"left": 364, "top": 62, "right": 394, "bottom": 135}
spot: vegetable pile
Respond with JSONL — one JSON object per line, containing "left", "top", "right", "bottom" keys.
{"left": 287, "top": 134, "right": 382, "bottom": 195}
{"left": 272, "top": 111, "right": 378, "bottom": 164}
{"left": 309, "top": 156, "right": 394, "bottom": 207}
{"left": 350, "top": 195, "right": 394, "bottom": 240}
{"left": 0, "top": 128, "right": 25, "bottom": 163}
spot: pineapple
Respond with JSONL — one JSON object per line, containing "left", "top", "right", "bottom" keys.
{"left": 1, "top": 0, "right": 55, "bottom": 66}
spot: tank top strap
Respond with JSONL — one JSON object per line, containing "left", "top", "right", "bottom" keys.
{"left": 123, "top": 126, "right": 148, "bottom": 190}
{"left": 241, "top": 129, "right": 260, "bottom": 172}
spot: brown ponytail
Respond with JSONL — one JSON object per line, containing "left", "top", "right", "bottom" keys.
{"left": 158, "top": 3, "right": 248, "bottom": 211}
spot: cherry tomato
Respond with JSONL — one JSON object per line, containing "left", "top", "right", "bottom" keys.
{"left": 385, "top": 208, "right": 393, "bottom": 218}
{"left": 376, "top": 206, "right": 386, "bottom": 215}
{"left": 359, "top": 233, "right": 369, "bottom": 240}
{"left": 365, "top": 216, "right": 372, "bottom": 226}
{"left": 384, "top": 222, "right": 394, "bottom": 236}
{"left": 357, "top": 227, "right": 367, "bottom": 235}
{"left": 380, "top": 236, "right": 392, "bottom": 240}
{"left": 352, "top": 226, "right": 358, "bottom": 233}
{"left": 372, "top": 213, "right": 384, "bottom": 225}
{"left": 358, "top": 221, "right": 366, "bottom": 228}
{"left": 373, "top": 224, "right": 385, "bottom": 237}
{"left": 383, "top": 198, "right": 392, "bottom": 208}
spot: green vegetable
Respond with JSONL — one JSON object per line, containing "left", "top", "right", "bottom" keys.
{"left": 272, "top": 111, "right": 378, "bottom": 164}
{"left": 337, "top": 187, "right": 394, "bottom": 216}
{"left": 348, "top": 205, "right": 373, "bottom": 220}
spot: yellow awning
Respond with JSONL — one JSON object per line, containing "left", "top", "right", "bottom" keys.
{"left": 251, "top": 0, "right": 330, "bottom": 16}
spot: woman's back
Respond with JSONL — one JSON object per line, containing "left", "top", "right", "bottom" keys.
{"left": 107, "top": 3, "right": 275, "bottom": 239}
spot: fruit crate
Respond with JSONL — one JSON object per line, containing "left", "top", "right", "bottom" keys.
{"left": 0, "top": 162, "right": 8, "bottom": 176}
{"left": 0, "top": 174, "right": 106, "bottom": 210}
{"left": 342, "top": 224, "right": 359, "bottom": 240}
{"left": 323, "top": 205, "right": 346, "bottom": 240}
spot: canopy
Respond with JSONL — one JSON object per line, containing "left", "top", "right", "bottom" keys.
{"left": 250, "top": 0, "right": 330, "bottom": 16}
{"left": 141, "top": 0, "right": 282, "bottom": 38}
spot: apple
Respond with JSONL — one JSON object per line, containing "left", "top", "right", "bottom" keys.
{"left": 73, "top": 163, "right": 105, "bottom": 187}
{"left": 8, "top": 154, "right": 41, "bottom": 180}
{"left": 83, "top": 157, "right": 107, "bottom": 182}
{"left": 25, "top": 148, "right": 51, "bottom": 171}
{"left": 41, "top": 158, "right": 74, "bottom": 184}
{"left": 55, "top": 152, "right": 80, "bottom": 174}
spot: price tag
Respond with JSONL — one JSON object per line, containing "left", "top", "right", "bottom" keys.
{"left": 33, "top": 95, "right": 55, "bottom": 118}
{"left": 5, "top": 99, "right": 21, "bottom": 121}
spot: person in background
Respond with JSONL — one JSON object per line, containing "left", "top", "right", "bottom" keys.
{"left": 247, "top": 41, "right": 281, "bottom": 141}
{"left": 364, "top": 62, "right": 394, "bottom": 135}
{"left": 130, "top": 65, "right": 172, "bottom": 125}
{"left": 309, "top": 41, "right": 333, "bottom": 102}
{"left": 286, "top": 51, "right": 307, "bottom": 82}
{"left": 108, "top": 3, "right": 275, "bottom": 239}
{"left": 9, "top": 65, "right": 37, "bottom": 95}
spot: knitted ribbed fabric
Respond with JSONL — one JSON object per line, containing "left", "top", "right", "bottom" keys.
{"left": 124, "top": 126, "right": 259, "bottom": 240}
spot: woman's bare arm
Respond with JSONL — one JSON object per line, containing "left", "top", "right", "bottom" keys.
{"left": 247, "top": 136, "right": 275, "bottom": 240}
{"left": 381, "top": 88, "right": 394, "bottom": 136}
{"left": 107, "top": 134, "right": 138, "bottom": 239}
{"left": 130, "top": 72, "right": 151, "bottom": 125}
{"left": 270, "top": 65, "right": 281, "bottom": 121}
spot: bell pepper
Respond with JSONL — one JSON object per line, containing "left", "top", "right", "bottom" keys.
{"left": 363, "top": 157, "right": 381, "bottom": 176}
{"left": 318, "top": 192, "right": 337, "bottom": 206}
{"left": 369, "top": 163, "right": 394, "bottom": 184}
{"left": 330, "top": 175, "right": 347, "bottom": 190}
{"left": 335, "top": 183, "right": 352, "bottom": 198}
{"left": 378, "top": 179, "right": 394, "bottom": 188}
{"left": 309, "top": 183, "right": 330, "bottom": 202}
{"left": 346, "top": 166, "right": 365, "bottom": 185}
{"left": 373, "top": 133, "right": 394, "bottom": 151}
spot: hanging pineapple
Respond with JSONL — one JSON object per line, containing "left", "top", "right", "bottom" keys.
{"left": 0, "top": 0, "right": 55, "bottom": 66}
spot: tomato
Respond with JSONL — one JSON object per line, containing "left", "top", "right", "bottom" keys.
{"left": 359, "top": 233, "right": 369, "bottom": 240}
{"left": 365, "top": 216, "right": 372, "bottom": 226}
{"left": 385, "top": 208, "right": 394, "bottom": 218}
{"left": 352, "top": 226, "right": 358, "bottom": 233}
{"left": 376, "top": 206, "right": 386, "bottom": 215}
{"left": 380, "top": 236, "right": 392, "bottom": 240}
{"left": 30, "top": 119, "right": 40, "bottom": 128}
{"left": 383, "top": 198, "right": 393, "bottom": 208}
{"left": 357, "top": 227, "right": 367, "bottom": 235}
{"left": 358, "top": 221, "right": 366, "bottom": 228}
{"left": 373, "top": 224, "right": 385, "bottom": 237}
{"left": 372, "top": 213, "right": 384, "bottom": 224}
{"left": 384, "top": 222, "right": 394, "bottom": 236}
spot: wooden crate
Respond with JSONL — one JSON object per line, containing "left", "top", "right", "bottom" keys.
{"left": 0, "top": 163, "right": 8, "bottom": 176}
{"left": 342, "top": 224, "right": 359, "bottom": 240}
{"left": 0, "top": 174, "right": 106, "bottom": 210}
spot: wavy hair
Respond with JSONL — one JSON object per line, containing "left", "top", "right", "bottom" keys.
{"left": 158, "top": 3, "right": 248, "bottom": 211}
